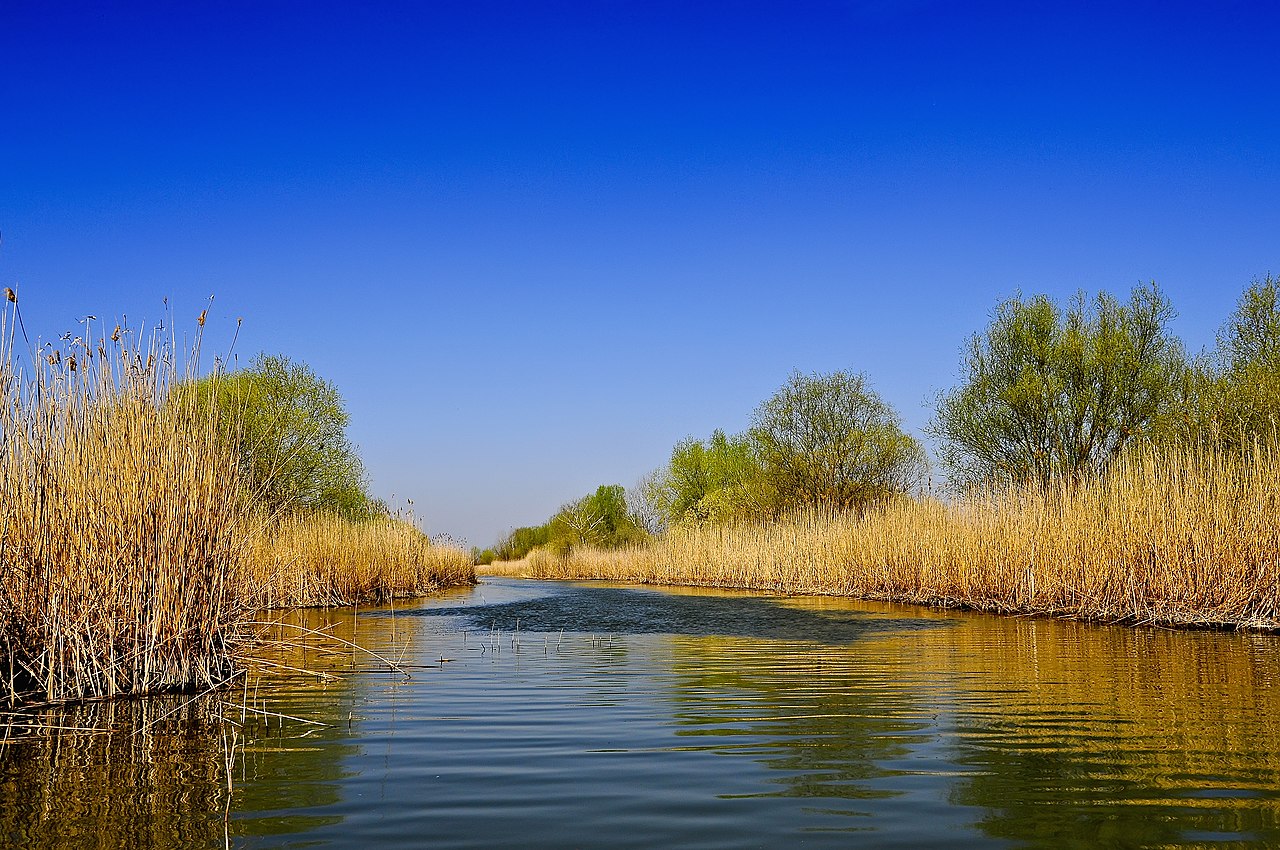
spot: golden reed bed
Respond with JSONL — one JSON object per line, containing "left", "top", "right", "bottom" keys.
{"left": 0, "top": 305, "right": 471, "bottom": 706}
{"left": 247, "top": 514, "right": 474, "bottom": 609}
{"left": 527, "top": 444, "right": 1280, "bottom": 629}
{"left": 0, "top": 312, "right": 252, "bottom": 705}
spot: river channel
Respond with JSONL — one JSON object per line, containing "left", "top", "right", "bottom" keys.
{"left": 4, "top": 577, "right": 1280, "bottom": 848}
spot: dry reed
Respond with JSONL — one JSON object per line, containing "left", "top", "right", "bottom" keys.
{"left": 0, "top": 305, "right": 251, "bottom": 705}
{"left": 532, "top": 443, "right": 1280, "bottom": 629}
{"left": 0, "top": 297, "right": 473, "bottom": 707}
{"left": 244, "top": 514, "right": 474, "bottom": 608}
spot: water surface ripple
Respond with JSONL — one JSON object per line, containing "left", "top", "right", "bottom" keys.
{"left": 3, "top": 577, "right": 1279, "bottom": 849}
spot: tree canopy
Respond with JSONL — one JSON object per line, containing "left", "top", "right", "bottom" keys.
{"left": 750, "top": 371, "right": 927, "bottom": 512}
{"left": 495, "top": 483, "right": 648, "bottom": 559}
{"left": 1184, "top": 274, "right": 1280, "bottom": 450}
{"left": 930, "top": 283, "right": 1185, "bottom": 489}
{"left": 649, "top": 430, "right": 766, "bottom": 526}
{"left": 640, "top": 371, "right": 925, "bottom": 528}
{"left": 186, "top": 353, "right": 377, "bottom": 519}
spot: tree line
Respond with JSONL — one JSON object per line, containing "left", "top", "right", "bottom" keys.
{"left": 491, "top": 274, "right": 1280, "bottom": 558}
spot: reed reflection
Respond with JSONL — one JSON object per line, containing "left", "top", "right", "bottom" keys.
{"left": 932, "top": 618, "right": 1280, "bottom": 848}
{"left": 0, "top": 603, "right": 423, "bottom": 849}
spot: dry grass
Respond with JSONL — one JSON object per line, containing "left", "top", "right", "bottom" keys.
{"left": 475, "top": 560, "right": 536, "bottom": 578}
{"left": 0, "top": 298, "right": 474, "bottom": 707}
{"left": 245, "top": 514, "right": 474, "bottom": 608}
{"left": 533, "top": 443, "right": 1280, "bottom": 629}
{"left": 0, "top": 307, "right": 251, "bottom": 706}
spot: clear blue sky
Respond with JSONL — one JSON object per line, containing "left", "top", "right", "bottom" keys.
{"left": 3, "top": 1, "right": 1278, "bottom": 546}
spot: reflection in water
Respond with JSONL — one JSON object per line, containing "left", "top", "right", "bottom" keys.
{"left": 0, "top": 698, "right": 229, "bottom": 850}
{"left": 933, "top": 620, "right": 1280, "bottom": 848}
{"left": 3, "top": 579, "right": 1280, "bottom": 848}
{"left": 0, "top": 605, "right": 422, "bottom": 849}
{"left": 667, "top": 637, "right": 933, "bottom": 809}
{"left": 660, "top": 602, "right": 1280, "bottom": 848}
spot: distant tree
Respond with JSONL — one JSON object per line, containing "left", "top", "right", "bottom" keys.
{"left": 547, "top": 484, "right": 648, "bottom": 554}
{"left": 1187, "top": 274, "right": 1280, "bottom": 449}
{"left": 930, "top": 283, "right": 1185, "bottom": 489}
{"left": 185, "top": 353, "right": 376, "bottom": 518}
{"left": 495, "top": 525, "right": 552, "bottom": 561}
{"left": 750, "top": 371, "right": 927, "bottom": 512}
{"left": 626, "top": 470, "right": 668, "bottom": 536}
{"left": 1220, "top": 274, "right": 1280, "bottom": 371}
{"left": 651, "top": 430, "right": 767, "bottom": 526}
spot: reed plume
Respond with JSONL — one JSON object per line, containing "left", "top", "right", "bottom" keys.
{"left": 0, "top": 303, "right": 251, "bottom": 705}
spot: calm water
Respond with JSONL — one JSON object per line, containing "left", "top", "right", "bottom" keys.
{"left": 4, "top": 577, "right": 1280, "bottom": 848}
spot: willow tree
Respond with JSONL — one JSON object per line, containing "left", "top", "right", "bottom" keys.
{"left": 185, "top": 353, "right": 375, "bottom": 518}
{"left": 1209, "top": 275, "right": 1280, "bottom": 448}
{"left": 749, "top": 371, "right": 927, "bottom": 513}
{"left": 930, "top": 283, "right": 1185, "bottom": 489}
{"left": 649, "top": 429, "right": 767, "bottom": 526}
{"left": 546, "top": 484, "right": 647, "bottom": 554}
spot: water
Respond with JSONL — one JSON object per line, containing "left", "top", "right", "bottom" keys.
{"left": 4, "top": 577, "right": 1280, "bottom": 848}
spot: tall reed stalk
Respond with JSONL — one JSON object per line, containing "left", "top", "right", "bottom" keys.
{"left": 245, "top": 514, "right": 473, "bottom": 608}
{"left": 0, "top": 302, "right": 250, "bottom": 705}
{"left": 533, "top": 443, "right": 1280, "bottom": 629}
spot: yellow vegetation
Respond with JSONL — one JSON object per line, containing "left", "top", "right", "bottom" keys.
{"left": 246, "top": 514, "right": 474, "bottom": 608}
{"left": 531, "top": 442, "right": 1280, "bottom": 629}
{"left": 0, "top": 304, "right": 473, "bottom": 706}
{"left": 0, "top": 314, "right": 250, "bottom": 705}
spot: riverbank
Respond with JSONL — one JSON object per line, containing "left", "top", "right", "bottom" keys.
{"left": 517, "top": 443, "right": 1280, "bottom": 630}
{"left": 0, "top": 305, "right": 473, "bottom": 708}
{"left": 249, "top": 514, "right": 475, "bottom": 608}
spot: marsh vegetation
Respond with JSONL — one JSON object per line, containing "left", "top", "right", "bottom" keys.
{"left": 0, "top": 294, "right": 471, "bottom": 707}
{"left": 503, "top": 277, "right": 1280, "bottom": 629}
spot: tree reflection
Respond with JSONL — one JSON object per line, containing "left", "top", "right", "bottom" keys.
{"left": 660, "top": 597, "right": 1280, "bottom": 847}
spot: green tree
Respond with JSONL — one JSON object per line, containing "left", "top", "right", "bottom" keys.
{"left": 750, "top": 370, "right": 927, "bottom": 512}
{"left": 186, "top": 353, "right": 374, "bottom": 518}
{"left": 1220, "top": 274, "right": 1280, "bottom": 371}
{"left": 930, "top": 283, "right": 1185, "bottom": 489}
{"left": 495, "top": 525, "right": 552, "bottom": 561}
{"left": 1190, "top": 274, "right": 1280, "bottom": 449}
{"left": 546, "top": 484, "right": 648, "bottom": 554}
{"left": 652, "top": 429, "right": 767, "bottom": 526}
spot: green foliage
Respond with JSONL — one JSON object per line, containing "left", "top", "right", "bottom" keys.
{"left": 494, "top": 485, "right": 649, "bottom": 559}
{"left": 750, "top": 371, "right": 927, "bottom": 512}
{"left": 930, "top": 284, "right": 1185, "bottom": 489}
{"left": 1220, "top": 274, "right": 1280, "bottom": 372}
{"left": 471, "top": 548, "right": 497, "bottom": 566}
{"left": 1197, "top": 275, "right": 1280, "bottom": 449}
{"left": 547, "top": 484, "right": 648, "bottom": 554}
{"left": 651, "top": 430, "right": 767, "bottom": 526}
{"left": 186, "top": 353, "right": 377, "bottom": 519}
{"left": 646, "top": 372, "right": 925, "bottom": 526}
{"left": 495, "top": 525, "right": 552, "bottom": 561}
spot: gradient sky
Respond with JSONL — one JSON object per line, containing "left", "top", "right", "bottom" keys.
{"left": 3, "top": 1, "right": 1278, "bottom": 546}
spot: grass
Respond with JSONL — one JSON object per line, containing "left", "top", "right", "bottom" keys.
{"left": 0, "top": 308, "right": 250, "bottom": 705}
{"left": 528, "top": 442, "right": 1280, "bottom": 629}
{"left": 0, "top": 299, "right": 473, "bottom": 708}
{"left": 246, "top": 514, "right": 474, "bottom": 608}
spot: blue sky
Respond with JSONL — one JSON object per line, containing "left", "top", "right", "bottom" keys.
{"left": 2, "top": 1, "right": 1278, "bottom": 546}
